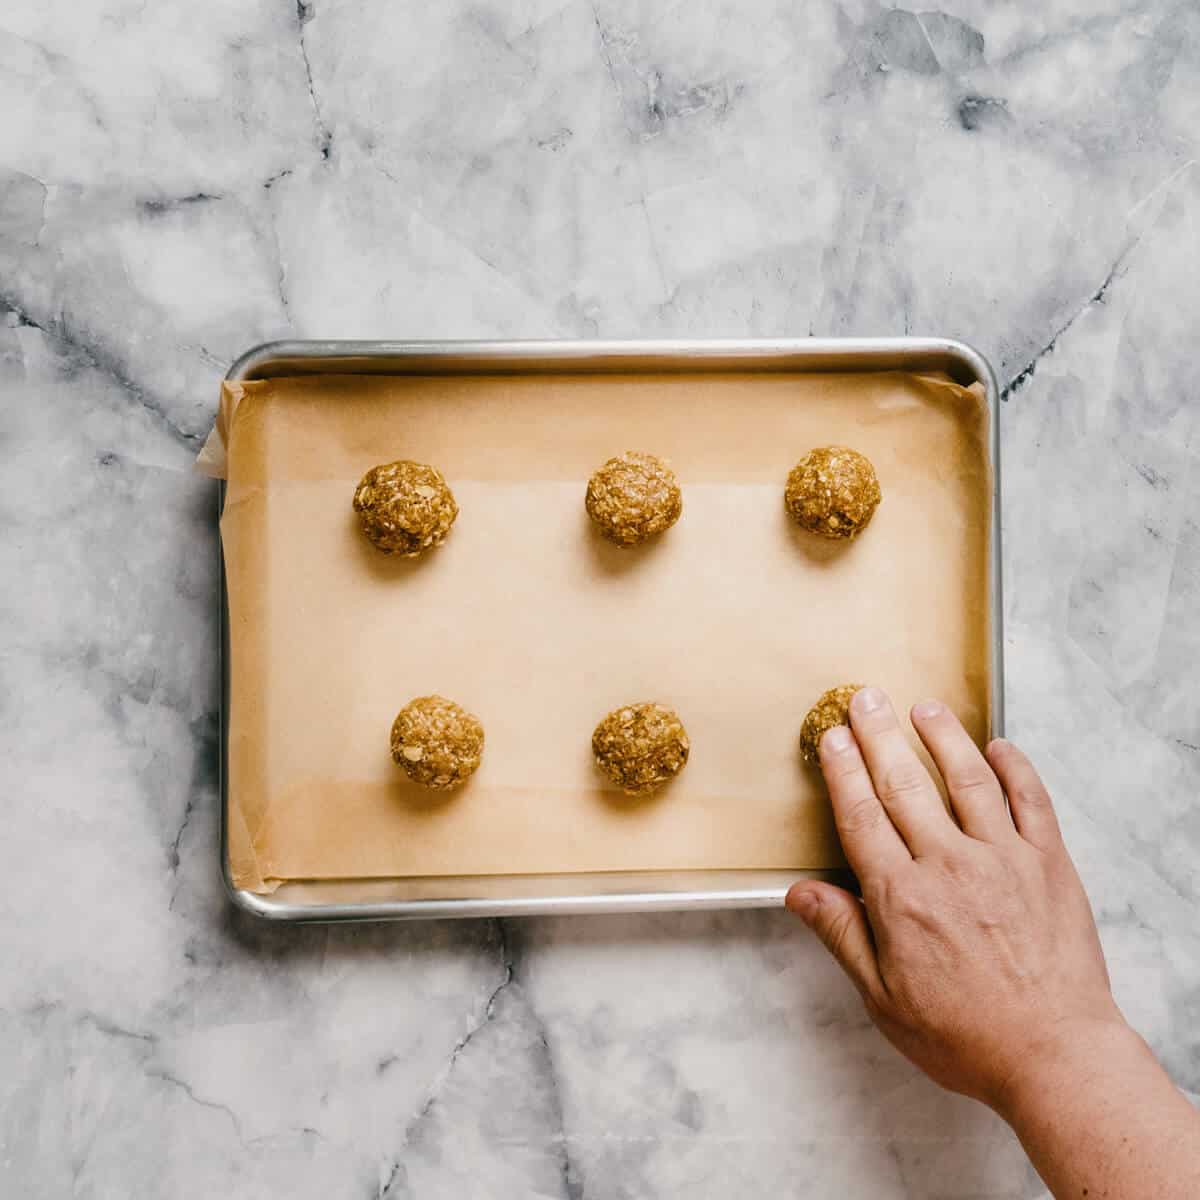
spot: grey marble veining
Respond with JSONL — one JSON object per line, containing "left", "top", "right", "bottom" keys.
{"left": 1, "top": 1, "right": 1198, "bottom": 1196}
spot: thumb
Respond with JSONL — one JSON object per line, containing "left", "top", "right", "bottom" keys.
{"left": 786, "top": 882, "right": 882, "bottom": 999}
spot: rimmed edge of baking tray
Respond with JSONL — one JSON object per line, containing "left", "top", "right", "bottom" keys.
{"left": 218, "top": 337, "right": 1004, "bottom": 922}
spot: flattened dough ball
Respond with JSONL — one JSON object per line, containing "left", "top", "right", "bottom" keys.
{"left": 390, "top": 695, "right": 484, "bottom": 790}
{"left": 592, "top": 702, "right": 689, "bottom": 796}
{"left": 586, "top": 451, "right": 682, "bottom": 547}
{"left": 785, "top": 446, "right": 881, "bottom": 540}
{"left": 353, "top": 460, "right": 458, "bottom": 556}
{"left": 799, "top": 684, "right": 862, "bottom": 764}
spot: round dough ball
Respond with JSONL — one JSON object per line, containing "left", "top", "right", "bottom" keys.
{"left": 785, "top": 446, "right": 881, "bottom": 539}
{"left": 353, "top": 460, "right": 458, "bottom": 556}
{"left": 592, "top": 702, "right": 690, "bottom": 796}
{"left": 799, "top": 684, "right": 863, "bottom": 764}
{"left": 585, "top": 452, "right": 682, "bottom": 547}
{"left": 390, "top": 695, "right": 484, "bottom": 790}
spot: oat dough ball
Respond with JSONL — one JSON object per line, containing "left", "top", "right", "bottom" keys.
{"left": 390, "top": 695, "right": 484, "bottom": 790}
{"left": 799, "top": 684, "right": 863, "bottom": 764}
{"left": 353, "top": 460, "right": 458, "bottom": 556}
{"left": 592, "top": 702, "right": 690, "bottom": 796}
{"left": 785, "top": 446, "right": 881, "bottom": 539}
{"left": 585, "top": 452, "right": 682, "bottom": 547}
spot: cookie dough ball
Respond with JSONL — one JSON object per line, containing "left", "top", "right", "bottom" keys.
{"left": 585, "top": 452, "right": 682, "bottom": 547}
{"left": 785, "top": 447, "right": 881, "bottom": 540}
{"left": 592, "top": 702, "right": 689, "bottom": 796}
{"left": 799, "top": 685, "right": 863, "bottom": 764}
{"left": 353, "top": 460, "right": 458, "bottom": 556}
{"left": 390, "top": 695, "right": 484, "bottom": 790}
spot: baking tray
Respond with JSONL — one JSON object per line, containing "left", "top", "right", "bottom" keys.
{"left": 219, "top": 338, "right": 1003, "bottom": 922}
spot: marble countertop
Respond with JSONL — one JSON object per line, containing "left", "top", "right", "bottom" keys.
{"left": 3, "top": 1, "right": 1198, "bottom": 1196}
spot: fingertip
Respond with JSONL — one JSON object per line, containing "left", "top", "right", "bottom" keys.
{"left": 788, "top": 883, "right": 884, "bottom": 999}
{"left": 850, "top": 686, "right": 898, "bottom": 738}
{"left": 820, "top": 723, "right": 855, "bottom": 758}
{"left": 851, "top": 686, "right": 887, "bottom": 718}
{"left": 785, "top": 883, "right": 821, "bottom": 919}
{"left": 910, "top": 698, "right": 945, "bottom": 722}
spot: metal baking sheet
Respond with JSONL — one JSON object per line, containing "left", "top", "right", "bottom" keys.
{"left": 218, "top": 338, "right": 1004, "bottom": 922}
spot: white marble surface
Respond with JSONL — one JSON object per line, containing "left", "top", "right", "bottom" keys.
{"left": 2, "top": 1, "right": 1198, "bottom": 1195}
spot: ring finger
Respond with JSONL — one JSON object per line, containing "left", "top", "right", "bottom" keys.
{"left": 911, "top": 699, "right": 1013, "bottom": 843}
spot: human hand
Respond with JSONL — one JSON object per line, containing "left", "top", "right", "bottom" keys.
{"left": 786, "top": 688, "right": 1126, "bottom": 1111}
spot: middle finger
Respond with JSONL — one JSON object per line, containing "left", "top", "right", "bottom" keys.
{"left": 850, "top": 687, "right": 960, "bottom": 857}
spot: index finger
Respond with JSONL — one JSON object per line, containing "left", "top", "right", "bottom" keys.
{"left": 819, "top": 724, "right": 911, "bottom": 879}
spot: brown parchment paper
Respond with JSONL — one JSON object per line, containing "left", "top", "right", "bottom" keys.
{"left": 206, "top": 370, "right": 991, "bottom": 894}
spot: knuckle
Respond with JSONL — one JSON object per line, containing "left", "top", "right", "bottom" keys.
{"left": 879, "top": 763, "right": 930, "bottom": 803}
{"left": 822, "top": 906, "right": 857, "bottom": 957}
{"left": 893, "top": 890, "right": 932, "bottom": 924}
{"left": 859, "top": 873, "right": 887, "bottom": 910}
{"left": 940, "top": 850, "right": 984, "bottom": 886}
{"left": 945, "top": 767, "right": 996, "bottom": 797}
{"left": 1015, "top": 785, "right": 1053, "bottom": 810}
{"left": 839, "top": 794, "right": 885, "bottom": 836}
{"left": 865, "top": 870, "right": 916, "bottom": 918}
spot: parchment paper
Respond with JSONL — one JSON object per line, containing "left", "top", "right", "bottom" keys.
{"left": 204, "top": 370, "right": 992, "bottom": 894}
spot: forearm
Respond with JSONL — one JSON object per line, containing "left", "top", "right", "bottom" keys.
{"left": 996, "top": 1020, "right": 1200, "bottom": 1200}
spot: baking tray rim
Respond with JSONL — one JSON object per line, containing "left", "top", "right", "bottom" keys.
{"left": 217, "top": 336, "right": 1004, "bottom": 922}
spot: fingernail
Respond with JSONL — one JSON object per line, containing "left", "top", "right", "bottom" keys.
{"left": 912, "top": 699, "right": 944, "bottom": 720}
{"left": 786, "top": 887, "right": 820, "bottom": 919}
{"left": 822, "top": 725, "right": 853, "bottom": 754}
{"left": 854, "top": 686, "right": 885, "bottom": 714}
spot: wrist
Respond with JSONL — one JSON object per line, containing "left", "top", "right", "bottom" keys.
{"left": 989, "top": 1015, "right": 1145, "bottom": 1123}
